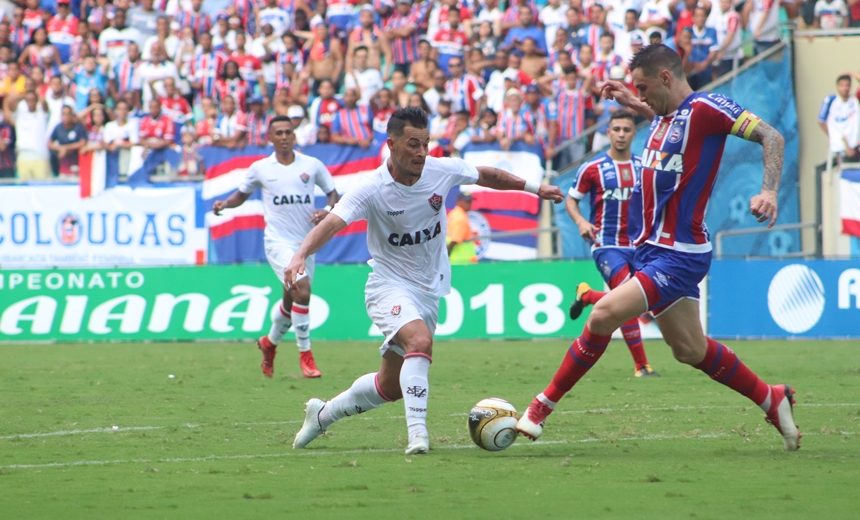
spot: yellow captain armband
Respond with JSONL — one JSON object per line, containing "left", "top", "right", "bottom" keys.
{"left": 730, "top": 111, "right": 761, "bottom": 140}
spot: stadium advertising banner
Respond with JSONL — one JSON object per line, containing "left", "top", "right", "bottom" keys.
{"left": 0, "top": 261, "right": 604, "bottom": 343}
{"left": 0, "top": 185, "right": 206, "bottom": 267}
{"left": 710, "top": 260, "right": 860, "bottom": 339}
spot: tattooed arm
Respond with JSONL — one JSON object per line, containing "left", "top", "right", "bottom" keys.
{"left": 747, "top": 120, "right": 784, "bottom": 228}
{"left": 476, "top": 166, "right": 564, "bottom": 203}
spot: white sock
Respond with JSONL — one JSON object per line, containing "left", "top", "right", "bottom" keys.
{"left": 536, "top": 393, "right": 557, "bottom": 409}
{"left": 267, "top": 304, "right": 292, "bottom": 345}
{"left": 759, "top": 386, "right": 773, "bottom": 413}
{"left": 292, "top": 303, "right": 311, "bottom": 352}
{"left": 318, "top": 373, "right": 390, "bottom": 428}
{"left": 400, "top": 353, "right": 431, "bottom": 440}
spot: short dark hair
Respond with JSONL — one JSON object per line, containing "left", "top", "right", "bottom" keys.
{"left": 562, "top": 64, "right": 578, "bottom": 75}
{"left": 609, "top": 110, "right": 635, "bottom": 123}
{"left": 268, "top": 115, "right": 293, "bottom": 130}
{"left": 837, "top": 74, "right": 852, "bottom": 84}
{"left": 354, "top": 45, "right": 369, "bottom": 55}
{"left": 629, "top": 43, "right": 684, "bottom": 79}
{"left": 456, "top": 110, "right": 471, "bottom": 118}
{"left": 625, "top": 8, "right": 639, "bottom": 16}
{"left": 387, "top": 107, "right": 428, "bottom": 137}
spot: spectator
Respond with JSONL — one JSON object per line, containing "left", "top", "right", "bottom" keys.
{"left": 449, "top": 109, "right": 472, "bottom": 156}
{"left": 686, "top": 8, "right": 718, "bottom": 90}
{"left": 540, "top": 0, "right": 570, "bottom": 48}
{"left": 22, "top": 0, "right": 43, "bottom": 36}
{"left": 103, "top": 99, "right": 140, "bottom": 175}
{"left": 195, "top": 96, "right": 218, "bottom": 146}
{"left": 372, "top": 88, "right": 396, "bottom": 134}
{"left": 302, "top": 15, "right": 344, "bottom": 93}
{"left": 47, "top": 0, "right": 78, "bottom": 64}
{"left": 258, "top": 0, "right": 292, "bottom": 37}
{"left": 593, "top": 32, "right": 624, "bottom": 85}
{"left": 253, "top": 24, "right": 283, "bottom": 101}
{"left": 501, "top": 0, "right": 539, "bottom": 32}
{"left": 177, "top": 126, "right": 203, "bottom": 176}
{"left": 4, "top": 90, "right": 50, "bottom": 179}
{"left": 109, "top": 41, "right": 142, "bottom": 107}
{"left": 711, "top": 0, "right": 744, "bottom": 77}
{"left": 555, "top": 64, "right": 592, "bottom": 167}
{"left": 423, "top": 68, "right": 448, "bottom": 115}
{"left": 176, "top": 0, "right": 212, "bottom": 38}
{"left": 87, "top": 0, "right": 116, "bottom": 33}
{"left": 470, "top": 107, "right": 499, "bottom": 144}
{"left": 142, "top": 16, "right": 177, "bottom": 62}
{"left": 19, "top": 27, "right": 62, "bottom": 74}
{"left": 813, "top": 0, "right": 850, "bottom": 27}
{"left": 408, "top": 39, "right": 438, "bottom": 94}
{"left": 818, "top": 74, "right": 860, "bottom": 161}
{"left": 520, "top": 37, "right": 548, "bottom": 80}
{"left": 0, "top": 62, "right": 27, "bottom": 98}
{"left": 345, "top": 45, "right": 384, "bottom": 107}
{"left": 98, "top": 8, "right": 141, "bottom": 68}
{"left": 407, "top": 92, "right": 430, "bottom": 111}
{"left": 190, "top": 32, "right": 228, "bottom": 102}
{"left": 48, "top": 104, "right": 87, "bottom": 176}
{"left": 127, "top": 0, "right": 159, "bottom": 47}
{"left": 389, "top": 69, "right": 411, "bottom": 108}
{"left": 495, "top": 88, "right": 534, "bottom": 150}
{"left": 746, "top": 0, "right": 781, "bottom": 54}
{"left": 287, "top": 104, "right": 317, "bottom": 147}
{"left": 211, "top": 14, "right": 237, "bottom": 53}
{"left": 212, "top": 94, "right": 246, "bottom": 149}
{"left": 316, "top": 122, "right": 331, "bottom": 143}
{"left": 615, "top": 9, "right": 646, "bottom": 62}
{"left": 331, "top": 87, "right": 373, "bottom": 148}
{"left": 346, "top": 5, "right": 393, "bottom": 80}
{"left": 502, "top": 5, "right": 548, "bottom": 55}
{"left": 214, "top": 59, "right": 251, "bottom": 108}
{"left": 429, "top": 98, "right": 453, "bottom": 143}
{"left": 385, "top": 0, "right": 423, "bottom": 76}
{"left": 0, "top": 113, "right": 15, "bottom": 178}
{"left": 307, "top": 78, "right": 342, "bottom": 130}
{"left": 245, "top": 95, "right": 272, "bottom": 147}
{"left": 433, "top": 7, "right": 470, "bottom": 75}
{"left": 10, "top": 9, "right": 30, "bottom": 53}
{"left": 82, "top": 105, "right": 109, "bottom": 153}
{"left": 592, "top": 65, "right": 627, "bottom": 150}
{"left": 674, "top": 0, "right": 704, "bottom": 37}
{"left": 472, "top": 21, "right": 501, "bottom": 58}
{"left": 138, "top": 41, "right": 179, "bottom": 105}
{"left": 44, "top": 74, "right": 73, "bottom": 134}
{"left": 140, "top": 97, "right": 176, "bottom": 158}
{"left": 639, "top": 0, "right": 672, "bottom": 31}
{"left": 445, "top": 56, "right": 484, "bottom": 120}
{"left": 62, "top": 54, "right": 109, "bottom": 112}
{"left": 476, "top": 0, "right": 504, "bottom": 28}
{"left": 522, "top": 83, "right": 558, "bottom": 160}
{"left": 851, "top": 0, "right": 860, "bottom": 27}
{"left": 231, "top": 32, "right": 265, "bottom": 98}
{"left": 158, "top": 77, "right": 192, "bottom": 138}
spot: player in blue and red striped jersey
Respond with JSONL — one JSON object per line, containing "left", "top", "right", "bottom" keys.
{"left": 331, "top": 87, "right": 374, "bottom": 148}
{"left": 518, "top": 44, "right": 800, "bottom": 452}
{"left": 566, "top": 110, "right": 659, "bottom": 378}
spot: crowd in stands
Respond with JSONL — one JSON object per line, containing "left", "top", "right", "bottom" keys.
{"left": 0, "top": 0, "right": 855, "bottom": 182}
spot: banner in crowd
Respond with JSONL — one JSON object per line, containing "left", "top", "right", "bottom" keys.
{"left": 0, "top": 261, "right": 604, "bottom": 342}
{"left": 201, "top": 141, "right": 547, "bottom": 264}
{"left": 553, "top": 48, "right": 802, "bottom": 259}
{"left": 841, "top": 167, "right": 860, "bottom": 237}
{"left": 79, "top": 146, "right": 179, "bottom": 198}
{"left": 709, "top": 259, "right": 860, "bottom": 338}
{"left": 0, "top": 185, "right": 207, "bottom": 267}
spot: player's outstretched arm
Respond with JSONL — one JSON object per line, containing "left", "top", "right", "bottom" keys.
{"left": 475, "top": 166, "right": 564, "bottom": 203}
{"left": 285, "top": 214, "right": 348, "bottom": 288}
{"left": 565, "top": 195, "right": 596, "bottom": 242}
{"left": 748, "top": 120, "right": 784, "bottom": 228}
{"left": 600, "top": 80, "right": 655, "bottom": 121}
{"left": 212, "top": 190, "right": 252, "bottom": 216}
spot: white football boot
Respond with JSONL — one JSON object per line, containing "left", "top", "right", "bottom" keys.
{"left": 292, "top": 398, "right": 326, "bottom": 449}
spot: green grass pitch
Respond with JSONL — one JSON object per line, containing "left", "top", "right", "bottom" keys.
{"left": 1, "top": 339, "right": 859, "bottom": 519}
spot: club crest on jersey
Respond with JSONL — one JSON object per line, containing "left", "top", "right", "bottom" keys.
{"left": 667, "top": 125, "right": 683, "bottom": 144}
{"left": 391, "top": 305, "right": 401, "bottom": 316}
{"left": 642, "top": 148, "right": 684, "bottom": 173}
{"left": 428, "top": 193, "right": 444, "bottom": 212}
{"left": 300, "top": 173, "right": 310, "bottom": 184}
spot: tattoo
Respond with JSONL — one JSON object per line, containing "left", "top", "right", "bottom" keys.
{"left": 477, "top": 166, "right": 521, "bottom": 190}
{"left": 749, "top": 121, "right": 783, "bottom": 193}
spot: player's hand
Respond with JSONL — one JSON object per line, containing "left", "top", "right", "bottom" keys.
{"left": 600, "top": 80, "right": 635, "bottom": 107}
{"left": 309, "top": 209, "right": 328, "bottom": 225}
{"left": 213, "top": 200, "right": 226, "bottom": 216}
{"left": 578, "top": 221, "right": 596, "bottom": 242}
{"left": 284, "top": 257, "right": 306, "bottom": 290}
{"left": 750, "top": 190, "right": 778, "bottom": 228}
{"left": 537, "top": 185, "right": 564, "bottom": 204}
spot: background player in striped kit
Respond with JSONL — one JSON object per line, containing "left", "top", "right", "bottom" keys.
{"left": 212, "top": 116, "right": 339, "bottom": 379}
{"left": 566, "top": 110, "right": 659, "bottom": 378}
{"left": 517, "top": 44, "right": 800, "bottom": 452}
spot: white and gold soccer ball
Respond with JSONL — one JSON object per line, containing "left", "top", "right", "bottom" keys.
{"left": 468, "top": 398, "right": 520, "bottom": 451}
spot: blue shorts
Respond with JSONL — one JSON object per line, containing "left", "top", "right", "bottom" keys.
{"left": 632, "top": 243, "right": 712, "bottom": 317}
{"left": 592, "top": 247, "right": 636, "bottom": 288}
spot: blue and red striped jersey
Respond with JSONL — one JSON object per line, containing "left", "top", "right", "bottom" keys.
{"left": 630, "top": 92, "right": 761, "bottom": 253}
{"left": 331, "top": 105, "right": 372, "bottom": 140}
{"left": 569, "top": 152, "right": 641, "bottom": 250}
{"left": 384, "top": 7, "right": 423, "bottom": 65}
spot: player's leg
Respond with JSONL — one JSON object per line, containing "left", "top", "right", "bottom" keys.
{"left": 258, "top": 284, "right": 294, "bottom": 377}
{"left": 388, "top": 318, "right": 434, "bottom": 454}
{"left": 611, "top": 251, "right": 657, "bottom": 377}
{"left": 288, "top": 276, "right": 321, "bottom": 378}
{"left": 656, "top": 300, "right": 800, "bottom": 451}
{"left": 517, "top": 279, "right": 648, "bottom": 440}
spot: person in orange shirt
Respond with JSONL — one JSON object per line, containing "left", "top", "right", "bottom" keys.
{"left": 447, "top": 191, "right": 478, "bottom": 264}
{"left": 0, "top": 62, "right": 27, "bottom": 99}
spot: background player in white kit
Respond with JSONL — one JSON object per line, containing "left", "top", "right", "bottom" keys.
{"left": 287, "top": 107, "right": 564, "bottom": 454}
{"left": 213, "top": 116, "right": 339, "bottom": 379}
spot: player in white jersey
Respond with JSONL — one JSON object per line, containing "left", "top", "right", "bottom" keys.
{"left": 288, "top": 107, "right": 564, "bottom": 454}
{"left": 213, "top": 116, "right": 339, "bottom": 379}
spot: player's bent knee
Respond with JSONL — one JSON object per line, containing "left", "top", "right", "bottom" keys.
{"left": 289, "top": 281, "right": 312, "bottom": 305}
{"left": 666, "top": 338, "right": 706, "bottom": 366}
{"left": 586, "top": 303, "right": 625, "bottom": 335}
{"left": 403, "top": 334, "right": 433, "bottom": 356}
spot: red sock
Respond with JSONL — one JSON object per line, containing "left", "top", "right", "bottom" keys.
{"left": 694, "top": 338, "right": 770, "bottom": 405}
{"left": 620, "top": 318, "right": 648, "bottom": 368}
{"left": 543, "top": 325, "right": 612, "bottom": 403}
{"left": 581, "top": 289, "right": 606, "bottom": 305}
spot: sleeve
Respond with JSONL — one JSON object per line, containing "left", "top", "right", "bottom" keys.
{"left": 163, "top": 119, "right": 176, "bottom": 141}
{"left": 818, "top": 95, "right": 834, "bottom": 123}
{"left": 445, "top": 157, "right": 480, "bottom": 187}
{"left": 343, "top": 73, "right": 357, "bottom": 90}
{"left": 313, "top": 158, "right": 337, "bottom": 194}
{"left": 546, "top": 101, "right": 558, "bottom": 121}
{"left": 329, "top": 177, "right": 374, "bottom": 224}
{"left": 98, "top": 34, "right": 107, "bottom": 56}
{"left": 568, "top": 163, "right": 592, "bottom": 200}
{"left": 698, "top": 93, "right": 761, "bottom": 140}
{"left": 129, "top": 120, "right": 140, "bottom": 144}
{"left": 813, "top": 0, "right": 823, "bottom": 16}
{"left": 238, "top": 162, "right": 262, "bottom": 194}
{"left": 330, "top": 111, "right": 343, "bottom": 134}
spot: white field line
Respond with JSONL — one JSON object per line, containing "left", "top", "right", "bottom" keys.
{"left": 2, "top": 430, "right": 856, "bottom": 470}
{"left": 3, "top": 403, "right": 857, "bottom": 441}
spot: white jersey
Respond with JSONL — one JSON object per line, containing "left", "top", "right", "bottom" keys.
{"left": 818, "top": 94, "right": 860, "bottom": 153}
{"left": 239, "top": 152, "right": 337, "bottom": 247}
{"left": 331, "top": 156, "right": 480, "bottom": 297}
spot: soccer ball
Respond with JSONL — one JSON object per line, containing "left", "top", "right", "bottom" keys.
{"left": 468, "top": 398, "right": 520, "bottom": 451}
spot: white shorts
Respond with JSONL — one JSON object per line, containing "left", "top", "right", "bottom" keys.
{"left": 265, "top": 241, "right": 315, "bottom": 285}
{"left": 365, "top": 277, "right": 440, "bottom": 357}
